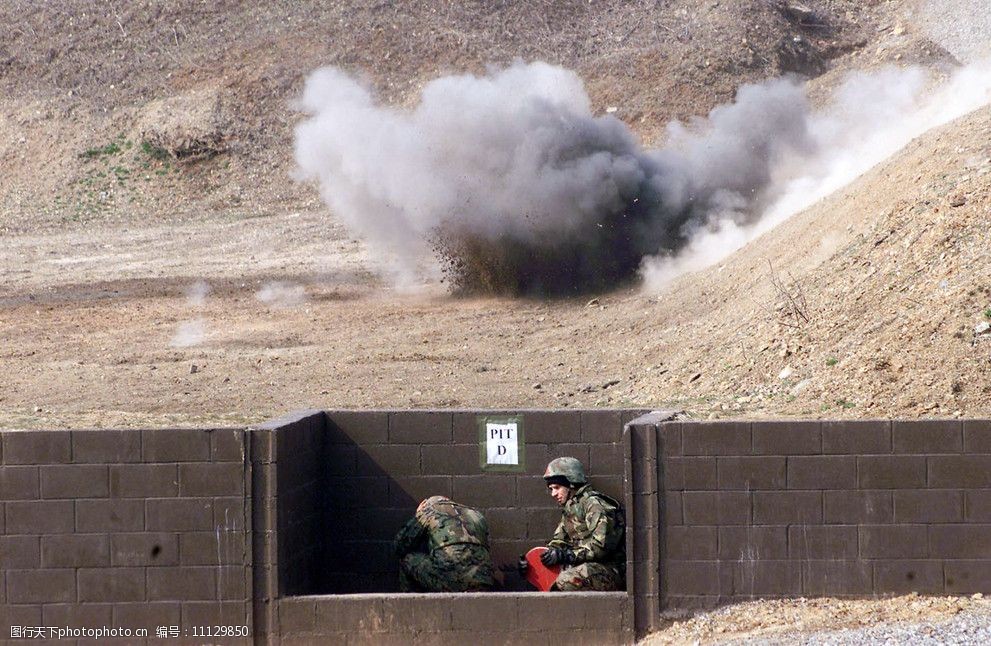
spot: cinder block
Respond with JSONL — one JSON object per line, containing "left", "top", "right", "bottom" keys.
{"left": 356, "top": 445, "right": 422, "bottom": 476}
{"left": 589, "top": 442, "right": 625, "bottom": 476}
{"left": 965, "top": 490, "right": 991, "bottom": 522}
{"left": 874, "top": 560, "right": 944, "bottom": 593}
{"left": 894, "top": 490, "right": 963, "bottom": 523}
{"left": 682, "top": 422, "right": 751, "bottom": 456}
{"left": 682, "top": 491, "right": 751, "bottom": 525}
{"left": 76, "top": 498, "right": 144, "bottom": 532}
{"left": 515, "top": 476, "right": 555, "bottom": 506}
{"left": 0, "top": 603, "right": 42, "bottom": 628}
{"left": 665, "top": 526, "right": 717, "bottom": 560}
{"left": 664, "top": 560, "right": 720, "bottom": 595}
{"left": 78, "top": 568, "right": 145, "bottom": 602}
{"left": 6, "top": 500, "right": 74, "bottom": 534}
{"left": 72, "top": 430, "right": 141, "bottom": 463}
{"left": 788, "top": 525, "right": 858, "bottom": 559}
{"left": 658, "top": 423, "right": 683, "bottom": 457}
{"left": 929, "top": 456, "right": 991, "bottom": 488}
{"left": 824, "top": 490, "right": 893, "bottom": 524}
{"left": 859, "top": 525, "right": 928, "bottom": 558}
{"left": 41, "top": 534, "right": 110, "bottom": 567}
{"left": 525, "top": 410, "right": 581, "bottom": 443}
{"left": 453, "top": 475, "right": 517, "bottom": 508}
{"left": 218, "top": 566, "right": 248, "bottom": 600}
{"left": 325, "top": 476, "right": 390, "bottom": 510}
{"left": 213, "top": 496, "right": 246, "bottom": 531}
{"left": 752, "top": 421, "right": 821, "bottom": 455}
{"left": 753, "top": 491, "right": 822, "bottom": 524}
{"left": 210, "top": 428, "right": 245, "bottom": 462}
{"left": 450, "top": 595, "right": 517, "bottom": 630}
{"left": 179, "top": 531, "right": 245, "bottom": 566}
{"left": 525, "top": 506, "right": 561, "bottom": 540}
{"left": 945, "top": 560, "right": 991, "bottom": 593}
{"left": 3, "top": 431, "right": 71, "bottom": 464}
{"left": 178, "top": 463, "right": 244, "bottom": 496}
{"left": 6, "top": 569, "right": 75, "bottom": 603}
{"left": 142, "top": 428, "right": 212, "bottom": 462}
{"left": 421, "top": 444, "right": 482, "bottom": 476}
{"left": 520, "top": 443, "right": 551, "bottom": 476}
{"left": 352, "top": 507, "right": 414, "bottom": 541}
{"left": 313, "top": 596, "right": 383, "bottom": 632}
{"left": 663, "top": 457, "right": 717, "bottom": 490}
{"left": 0, "top": 466, "right": 39, "bottom": 499}
{"left": 718, "top": 525, "right": 788, "bottom": 560}
{"left": 665, "top": 491, "right": 684, "bottom": 525}
{"left": 182, "top": 600, "right": 250, "bottom": 626}
{"left": 963, "top": 419, "right": 991, "bottom": 453}
{"left": 787, "top": 456, "right": 857, "bottom": 489}
{"left": 731, "top": 560, "right": 801, "bottom": 596}
{"left": 803, "top": 560, "right": 873, "bottom": 595}
{"left": 113, "top": 601, "right": 181, "bottom": 630}
{"left": 40, "top": 464, "right": 109, "bottom": 498}
{"left": 546, "top": 443, "right": 591, "bottom": 470}
{"left": 280, "top": 598, "right": 315, "bottom": 634}
{"left": 112, "top": 532, "right": 180, "bottom": 566}
{"left": 389, "top": 411, "right": 453, "bottom": 444}
{"left": 146, "top": 498, "right": 214, "bottom": 531}
{"left": 485, "top": 506, "right": 527, "bottom": 540}
{"left": 388, "top": 475, "right": 454, "bottom": 507}
{"left": 41, "top": 603, "right": 114, "bottom": 627}
{"left": 930, "top": 524, "right": 991, "bottom": 558}
{"left": 581, "top": 410, "right": 624, "bottom": 443}
{"left": 517, "top": 595, "right": 585, "bottom": 629}
{"left": 822, "top": 420, "right": 891, "bottom": 454}
{"left": 595, "top": 475, "right": 624, "bottom": 502}
{"left": 109, "top": 464, "right": 178, "bottom": 498}
{"left": 717, "top": 457, "right": 786, "bottom": 490}
{"left": 0, "top": 535, "right": 40, "bottom": 568}
{"left": 892, "top": 420, "right": 962, "bottom": 454}
{"left": 858, "top": 456, "right": 926, "bottom": 489}
{"left": 326, "top": 411, "right": 388, "bottom": 444}
{"left": 147, "top": 566, "right": 216, "bottom": 601}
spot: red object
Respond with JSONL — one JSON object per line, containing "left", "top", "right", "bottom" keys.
{"left": 524, "top": 547, "right": 561, "bottom": 591}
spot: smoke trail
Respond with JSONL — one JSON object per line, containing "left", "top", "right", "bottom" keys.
{"left": 294, "top": 62, "right": 815, "bottom": 295}
{"left": 256, "top": 281, "right": 307, "bottom": 308}
{"left": 170, "top": 281, "right": 210, "bottom": 347}
{"left": 640, "top": 60, "right": 991, "bottom": 289}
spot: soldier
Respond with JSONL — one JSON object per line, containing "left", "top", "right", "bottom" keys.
{"left": 393, "top": 495, "right": 495, "bottom": 592}
{"left": 521, "top": 456, "right": 626, "bottom": 591}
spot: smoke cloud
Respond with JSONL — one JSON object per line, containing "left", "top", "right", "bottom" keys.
{"left": 294, "top": 62, "right": 815, "bottom": 295}
{"left": 640, "top": 60, "right": 991, "bottom": 288}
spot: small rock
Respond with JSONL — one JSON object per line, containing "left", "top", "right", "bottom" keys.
{"left": 688, "top": 372, "right": 702, "bottom": 384}
{"left": 779, "top": 366, "right": 794, "bottom": 380}
{"left": 532, "top": 382, "right": 542, "bottom": 390}
{"left": 975, "top": 322, "right": 991, "bottom": 335}
{"left": 972, "top": 592, "right": 984, "bottom": 600}
{"left": 950, "top": 194, "right": 967, "bottom": 207}
{"left": 34, "top": 406, "right": 42, "bottom": 413}
{"left": 601, "top": 379, "right": 620, "bottom": 389}
{"left": 190, "top": 364, "right": 199, "bottom": 374}
{"left": 585, "top": 298, "right": 600, "bottom": 307}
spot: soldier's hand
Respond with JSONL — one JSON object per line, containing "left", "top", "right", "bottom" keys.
{"left": 541, "top": 547, "right": 575, "bottom": 566}
{"left": 517, "top": 554, "right": 529, "bottom": 575}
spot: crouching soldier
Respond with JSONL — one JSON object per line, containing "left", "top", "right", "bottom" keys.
{"left": 394, "top": 495, "right": 495, "bottom": 592}
{"left": 522, "top": 457, "right": 626, "bottom": 591}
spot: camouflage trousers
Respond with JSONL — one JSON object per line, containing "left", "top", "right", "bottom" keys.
{"left": 552, "top": 562, "right": 624, "bottom": 591}
{"left": 399, "top": 544, "right": 495, "bottom": 592}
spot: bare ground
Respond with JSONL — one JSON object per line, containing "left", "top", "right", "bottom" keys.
{"left": 2, "top": 0, "right": 990, "bottom": 640}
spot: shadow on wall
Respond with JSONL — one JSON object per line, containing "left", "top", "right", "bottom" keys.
{"left": 277, "top": 410, "right": 632, "bottom": 595}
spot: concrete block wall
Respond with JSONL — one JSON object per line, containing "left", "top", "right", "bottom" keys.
{"left": 0, "top": 428, "right": 251, "bottom": 641}
{"left": 278, "top": 592, "right": 632, "bottom": 645}
{"left": 319, "top": 410, "right": 643, "bottom": 594}
{"left": 628, "top": 418, "right": 991, "bottom": 612}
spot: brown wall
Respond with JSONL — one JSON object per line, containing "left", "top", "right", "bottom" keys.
{"left": 0, "top": 428, "right": 251, "bottom": 642}
{"left": 5, "top": 413, "right": 991, "bottom": 644}
{"left": 624, "top": 417, "right": 991, "bottom": 625}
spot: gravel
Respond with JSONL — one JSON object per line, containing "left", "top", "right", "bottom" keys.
{"left": 721, "top": 608, "right": 991, "bottom": 646}
{"left": 914, "top": 0, "right": 991, "bottom": 64}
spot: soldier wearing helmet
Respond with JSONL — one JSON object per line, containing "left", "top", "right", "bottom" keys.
{"left": 393, "top": 495, "right": 495, "bottom": 592}
{"left": 521, "top": 457, "right": 626, "bottom": 591}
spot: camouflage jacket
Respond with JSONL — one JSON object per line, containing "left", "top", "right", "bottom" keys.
{"left": 394, "top": 499, "right": 490, "bottom": 558}
{"left": 548, "top": 485, "right": 625, "bottom": 566}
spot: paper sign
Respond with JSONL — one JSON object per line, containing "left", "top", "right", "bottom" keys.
{"left": 486, "top": 422, "right": 519, "bottom": 465}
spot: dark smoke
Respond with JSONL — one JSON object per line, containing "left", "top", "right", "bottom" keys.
{"left": 294, "top": 62, "right": 815, "bottom": 296}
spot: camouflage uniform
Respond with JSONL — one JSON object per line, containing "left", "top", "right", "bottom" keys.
{"left": 547, "top": 484, "right": 625, "bottom": 591}
{"left": 393, "top": 496, "right": 495, "bottom": 592}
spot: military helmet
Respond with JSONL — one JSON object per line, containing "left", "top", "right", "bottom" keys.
{"left": 543, "top": 457, "right": 587, "bottom": 486}
{"left": 417, "top": 495, "right": 451, "bottom": 514}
